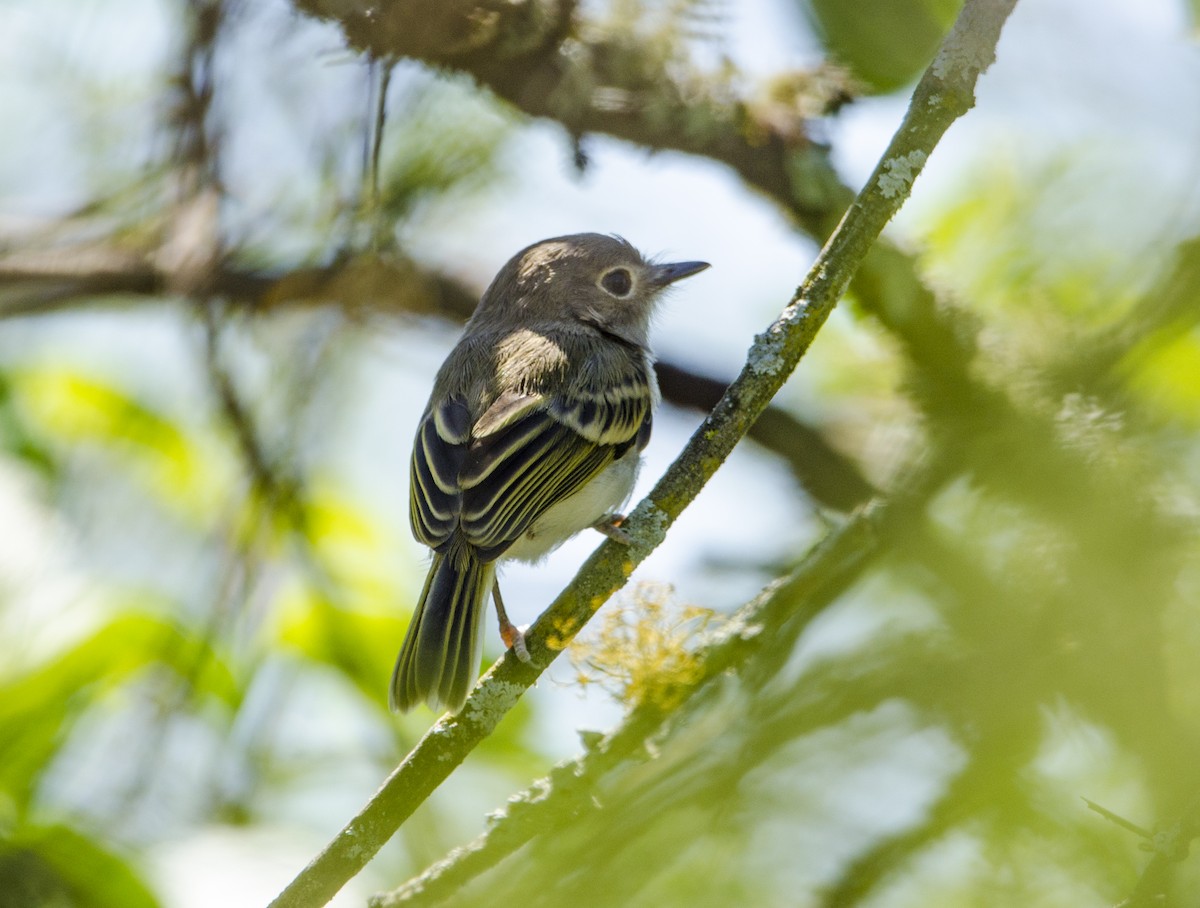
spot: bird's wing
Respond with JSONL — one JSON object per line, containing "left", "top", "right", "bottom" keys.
{"left": 409, "top": 395, "right": 471, "bottom": 550}
{"left": 410, "top": 365, "right": 655, "bottom": 561}
{"left": 458, "top": 407, "right": 614, "bottom": 560}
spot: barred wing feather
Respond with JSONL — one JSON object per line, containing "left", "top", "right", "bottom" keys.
{"left": 408, "top": 373, "right": 652, "bottom": 561}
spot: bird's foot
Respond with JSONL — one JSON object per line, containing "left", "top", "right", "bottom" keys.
{"left": 593, "top": 513, "right": 632, "bottom": 545}
{"left": 501, "top": 622, "right": 530, "bottom": 663}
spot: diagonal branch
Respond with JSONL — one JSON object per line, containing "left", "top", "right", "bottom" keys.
{"left": 655, "top": 360, "right": 876, "bottom": 510}
{"left": 371, "top": 454, "right": 946, "bottom": 906}
{"left": 266, "top": 3, "right": 1018, "bottom": 905}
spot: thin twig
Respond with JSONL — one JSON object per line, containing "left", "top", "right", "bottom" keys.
{"left": 1112, "top": 793, "right": 1200, "bottom": 908}
{"left": 1083, "top": 798, "right": 1154, "bottom": 842}
{"left": 370, "top": 61, "right": 392, "bottom": 219}
{"left": 266, "top": 3, "right": 1018, "bottom": 905}
{"left": 364, "top": 55, "right": 394, "bottom": 252}
{"left": 201, "top": 304, "right": 299, "bottom": 516}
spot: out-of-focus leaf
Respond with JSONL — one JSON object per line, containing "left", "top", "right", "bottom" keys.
{"left": 0, "top": 612, "right": 238, "bottom": 810}
{"left": 275, "top": 576, "right": 542, "bottom": 770}
{"left": 916, "top": 152, "right": 1150, "bottom": 352}
{"left": 0, "top": 372, "right": 57, "bottom": 480}
{"left": 274, "top": 482, "right": 414, "bottom": 703}
{"left": 11, "top": 367, "right": 232, "bottom": 519}
{"left": 1123, "top": 330, "right": 1200, "bottom": 427}
{"left": 276, "top": 584, "right": 407, "bottom": 710}
{"left": 302, "top": 482, "right": 409, "bottom": 610}
{"left": 799, "top": 0, "right": 961, "bottom": 93}
{"left": 0, "top": 823, "right": 159, "bottom": 908}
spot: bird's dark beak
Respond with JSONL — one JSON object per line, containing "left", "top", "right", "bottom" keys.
{"left": 648, "top": 260, "right": 711, "bottom": 287}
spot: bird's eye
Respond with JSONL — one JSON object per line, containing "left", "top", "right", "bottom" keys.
{"left": 600, "top": 268, "right": 633, "bottom": 297}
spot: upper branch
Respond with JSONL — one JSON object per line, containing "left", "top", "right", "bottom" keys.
{"left": 294, "top": 0, "right": 850, "bottom": 231}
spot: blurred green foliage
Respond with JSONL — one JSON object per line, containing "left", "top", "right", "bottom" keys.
{"left": 798, "top": 0, "right": 962, "bottom": 92}
{"left": 0, "top": 825, "right": 159, "bottom": 908}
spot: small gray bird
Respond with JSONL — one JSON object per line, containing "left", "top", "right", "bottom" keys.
{"left": 391, "top": 233, "right": 709, "bottom": 713}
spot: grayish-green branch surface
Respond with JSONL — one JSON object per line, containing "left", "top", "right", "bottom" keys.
{"left": 267, "top": 1, "right": 1018, "bottom": 905}
{"left": 369, "top": 458, "right": 951, "bottom": 906}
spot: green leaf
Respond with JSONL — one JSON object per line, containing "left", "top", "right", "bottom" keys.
{"left": 0, "top": 823, "right": 160, "bottom": 908}
{"left": 1124, "top": 331, "right": 1200, "bottom": 427}
{"left": 799, "top": 0, "right": 962, "bottom": 93}
{"left": 277, "top": 586, "right": 407, "bottom": 709}
{"left": 12, "top": 367, "right": 232, "bottom": 519}
{"left": 0, "top": 611, "right": 238, "bottom": 810}
{"left": 0, "top": 371, "right": 57, "bottom": 480}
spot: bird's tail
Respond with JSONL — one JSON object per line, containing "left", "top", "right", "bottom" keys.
{"left": 390, "top": 543, "right": 495, "bottom": 713}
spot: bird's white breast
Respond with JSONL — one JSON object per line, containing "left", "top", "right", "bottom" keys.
{"left": 503, "top": 448, "right": 641, "bottom": 563}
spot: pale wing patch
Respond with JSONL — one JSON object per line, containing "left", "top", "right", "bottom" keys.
{"left": 473, "top": 389, "right": 547, "bottom": 438}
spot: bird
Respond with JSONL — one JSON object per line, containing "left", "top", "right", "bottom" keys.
{"left": 390, "top": 233, "right": 709, "bottom": 713}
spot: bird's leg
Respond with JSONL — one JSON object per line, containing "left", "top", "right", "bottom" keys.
{"left": 492, "top": 580, "right": 530, "bottom": 663}
{"left": 592, "top": 513, "right": 632, "bottom": 545}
